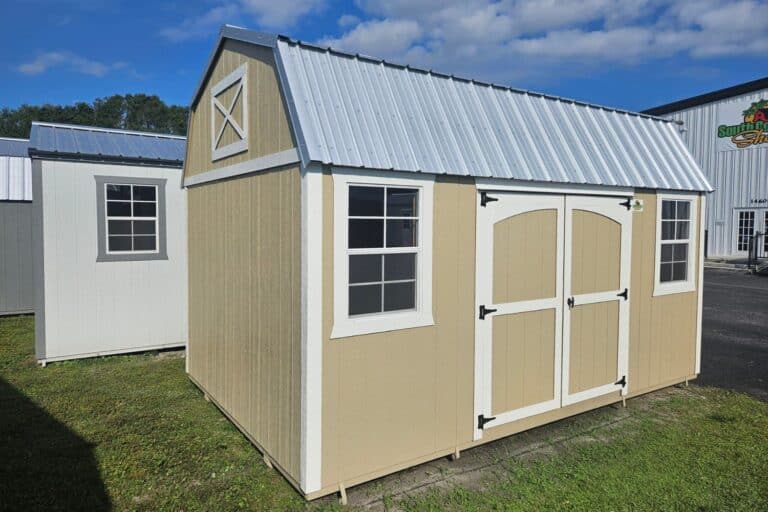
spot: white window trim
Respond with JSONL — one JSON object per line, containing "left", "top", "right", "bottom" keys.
{"left": 104, "top": 183, "right": 160, "bottom": 256}
{"left": 331, "top": 169, "right": 434, "bottom": 339}
{"left": 732, "top": 208, "right": 758, "bottom": 255}
{"left": 210, "top": 62, "right": 248, "bottom": 161}
{"left": 653, "top": 192, "right": 698, "bottom": 297}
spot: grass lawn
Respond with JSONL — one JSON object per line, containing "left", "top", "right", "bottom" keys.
{"left": 1, "top": 315, "right": 767, "bottom": 511}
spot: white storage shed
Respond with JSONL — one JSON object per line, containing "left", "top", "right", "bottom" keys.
{"left": 29, "top": 122, "right": 189, "bottom": 364}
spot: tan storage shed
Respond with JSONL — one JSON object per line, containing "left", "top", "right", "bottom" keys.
{"left": 184, "top": 25, "right": 713, "bottom": 501}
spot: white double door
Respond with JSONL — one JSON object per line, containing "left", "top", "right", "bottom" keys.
{"left": 474, "top": 192, "right": 632, "bottom": 439}
{"left": 734, "top": 209, "right": 768, "bottom": 257}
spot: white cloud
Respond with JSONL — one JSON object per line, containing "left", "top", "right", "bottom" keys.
{"left": 319, "top": 19, "right": 422, "bottom": 58}
{"left": 338, "top": 14, "right": 360, "bottom": 28}
{"left": 159, "top": 4, "right": 239, "bottom": 42}
{"left": 161, "top": 0, "right": 323, "bottom": 40}
{"left": 160, "top": 0, "right": 768, "bottom": 87}
{"left": 323, "top": 0, "right": 768, "bottom": 83}
{"left": 17, "top": 52, "right": 125, "bottom": 77}
{"left": 240, "top": 0, "right": 323, "bottom": 28}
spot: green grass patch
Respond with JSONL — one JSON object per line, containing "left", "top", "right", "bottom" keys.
{"left": 1, "top": 315, "right": 767, "bottom": 511}
{"left": 401, "top": 390, "right": 768, "bottom": 511}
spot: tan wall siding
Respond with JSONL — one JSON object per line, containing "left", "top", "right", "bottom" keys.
{"left": 187, "top": 165, "right": 302, "bottom": 482}
{"left": 321, "top": 174, "right": 477, "bottom": 488}
{"left": 319, "top": 180, "right": 701, "bottom": 496}
{"left": 627, "top": 191, "right": 700, "bottom": 395}
{"left": 184, "top": 40, "right": 295, "bottom": 178}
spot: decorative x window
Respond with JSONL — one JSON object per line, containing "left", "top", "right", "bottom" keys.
{"left": 210, "top": 63, "right": 248, "bottom": 161}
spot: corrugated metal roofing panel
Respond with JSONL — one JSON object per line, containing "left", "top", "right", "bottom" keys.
{"left": 275, "top": 38, "right": 712, "bottom": 192}
{"left": 0, "top": 138, "right": 29, "bottom": 158}
{"left": 28, "top": 122, "right": 186, "bottom": 165}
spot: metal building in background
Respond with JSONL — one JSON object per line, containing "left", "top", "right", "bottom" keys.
{"left": 644, "top": 77, "right": 768, "bottom": 259}
{"left": 0, "top": 137, "right": 34, "bottom": 315}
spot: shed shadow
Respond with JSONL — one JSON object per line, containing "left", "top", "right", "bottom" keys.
{"left": 0, "top": 377, "right": 110, "bottom": 510}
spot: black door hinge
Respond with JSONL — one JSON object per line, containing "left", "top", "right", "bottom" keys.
{"left": 566, "top": 297, "right": 575, "bottom": 309}
{"left": 477, "top": 414, "right": 497, "bottom": 430}
{"left": 620, "top": 198, "right": 633, "bottom": 210}
{"left": 480, "top": 192, "right": 499, "bottom": 207}
{"left": 617, "top": 288, "right": 628, "bottom": 301}
{"left": 615, "top": 375, "right": 627, "bottom": 387}
{"left": 479, "top": 305, "right": 497, "bottom": 320}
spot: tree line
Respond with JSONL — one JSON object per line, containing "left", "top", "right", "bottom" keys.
{"left": 0, "top": 94, "right": 188, "bottom": 139}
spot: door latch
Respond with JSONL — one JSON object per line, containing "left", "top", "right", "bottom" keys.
{"left": 617, "top": 288, "right": 628, "bottom": 301}
{"left": 480, "top": 191, "right": 499, "bottom": 207}
{"left": 620, "top": 197, "right": 633, "bottom": 210}
{"left": 566, "top": 297, "right": 575, "bottom": 309}
{"left": 615, "top": 375, "right": 627, "bottom": 387}
{"left": 477, "top": 414, "right": 497, "bottom": 430}
{"left": 478, "top": 305, "right": 497, "bottom": 320}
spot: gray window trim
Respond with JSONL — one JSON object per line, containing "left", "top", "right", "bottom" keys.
{"left": 95, "top": 175, "right": 168, "bottom": 262}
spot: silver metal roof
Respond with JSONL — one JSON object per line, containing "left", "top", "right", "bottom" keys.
{"left": 29, "top": 122, "right": 186, "bottom": 166}
{"left": 0, "top": 137, "right": 30, "bottom": 158}
{"left": 276, "top": 39, "right": 711, "bottom": 192}
{"left": 0, "top": 139, "right": 32, "bottom": 201}
{"left": 192, "top": 25, "right": 712, "bottom": 192}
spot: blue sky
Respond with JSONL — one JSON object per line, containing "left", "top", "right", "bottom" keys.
{"left": 1, "top": 0, "right": 767, "bottom": 113}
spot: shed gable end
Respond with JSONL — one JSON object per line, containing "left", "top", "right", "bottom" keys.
{"left": 184, "top": 39, "right": 295, "bottom": 179}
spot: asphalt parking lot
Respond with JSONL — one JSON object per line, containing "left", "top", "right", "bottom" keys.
{"left": 699, "top": 268, "right": 768, "bottom": 401}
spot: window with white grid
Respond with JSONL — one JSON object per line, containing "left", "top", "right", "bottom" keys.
{"left": 331, "top": 171, "right": 435, "bottom": 339}
{"left": 659, "top": 199, "right": 691, "bottom": 283}
{"left": 104, "top": 183, "right": 159, "bottom": 254}
{"left": 95, "top": 176, "right": 167, "bottom": 262}
{"left": 737, "top": 211, "right": 755, "bottom": 252}
{"left": 347, "top": 186, "right": 419, "bottom": 316}
{"left": 764, "top": 213, "right": 768, "bottom": 254}
{"left": 654, "top": 194, "right": 697, "bottom": 296}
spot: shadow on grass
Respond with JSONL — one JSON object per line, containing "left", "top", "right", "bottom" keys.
{"left": 0, "top": 377, "right": 110, "bottom": 511}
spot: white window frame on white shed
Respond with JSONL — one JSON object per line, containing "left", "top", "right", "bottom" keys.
{"left": 653, "top": 193, "right": 698, "bottom": 297}
{"left": 331, "top": 169, "right": 435, "bottom": 339}
{"left": 104, "top": 183, "right": 160, "bottom": 256}
{"left": 210, "top": 62, "right": 248, "bottom": 161}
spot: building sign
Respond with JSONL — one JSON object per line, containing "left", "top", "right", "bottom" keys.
{"left": 717, "top": 99, "right": 768, "bottom": 151}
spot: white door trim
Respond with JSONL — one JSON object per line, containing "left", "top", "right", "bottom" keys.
{"left": 561, "top": 195, "right": 632, "bottom": 406}
{"left": 473, "top": 192, "right": 564, "bottom": 439}
{"left": 732, "top": 208, "right": 759, "bottom": 256}
{"left": 475, "top": 178, "right": 634, "bottom": 197}
{"left": 695, "top": 195, "right": 706, "bottom": 374}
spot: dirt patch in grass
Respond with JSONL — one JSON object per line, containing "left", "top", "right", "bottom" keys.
{"left": 2, "top": 315, "right": 767, "bottom": 511}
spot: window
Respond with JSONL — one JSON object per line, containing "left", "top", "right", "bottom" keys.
{"left": 211, "top": 62, "right": 248, "bottom": 161}
{"left": 348, "top": 186, "right": 419, "bottom": 315}
{"left": 332, "top": 170, "right": 434, "bottom": 338}
{"left": 95, "top": 176, "right": 167, "bottom": 262}
{"left": 737, "top": 210, "right": 755, "bottom": 252}
{"left": 764, "top": 213, "right": 768, "bottom": 254}
{"left": 105, "top": 184, "right": 158, "bottom": 253}
{"left": 654, "top": 194, "right": 697, "bottom": 296}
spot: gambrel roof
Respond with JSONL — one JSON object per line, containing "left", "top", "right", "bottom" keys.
{"left": 192, "top": 25, "right": 712, "bottom": 192}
